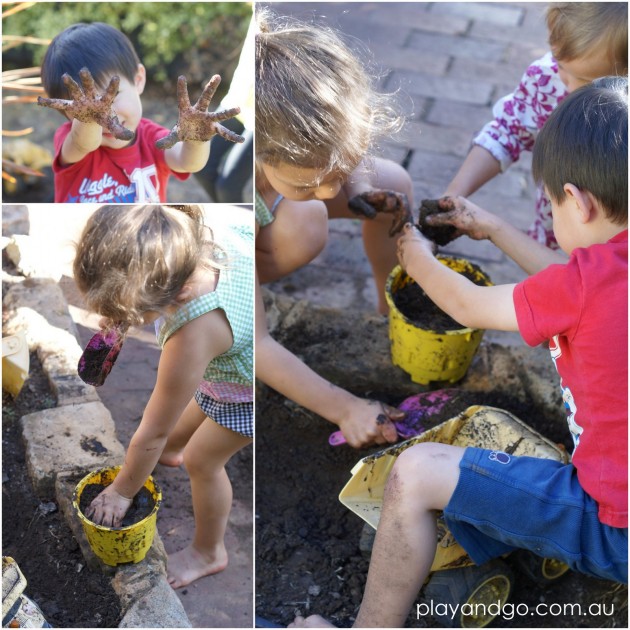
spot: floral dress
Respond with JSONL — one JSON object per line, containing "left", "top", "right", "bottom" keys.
{"left": 473, "top": 52, "right": 568, "bottom": 249}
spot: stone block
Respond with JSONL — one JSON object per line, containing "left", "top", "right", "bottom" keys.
{"left": 21, "top": 401, "right": 125, "bottom": 496}
{"left": 393, "top": 72, "right": 493, "bottom": 105}
{"left": 407, "top": 31, "right": 506, "bottom": 63}
{"left": 2, "top": 204, "right": 29, "bottom": 236}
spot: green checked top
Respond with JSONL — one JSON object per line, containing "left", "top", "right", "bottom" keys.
{"left": 155, "top": 222, "right": 254, "bottom": 400}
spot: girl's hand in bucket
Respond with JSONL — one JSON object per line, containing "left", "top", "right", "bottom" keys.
{"left": 396, "top": 224, "right": 436, "bottom": 271}
{"left": 85, "top": 485, "right": 133, "bottom": 528}
{"left": 337, "top": 399, "right": 402, "bottom": 448}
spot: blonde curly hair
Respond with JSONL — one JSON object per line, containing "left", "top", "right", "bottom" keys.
{"left": 255, "top": 7, "right": 404, "bottom": 178}
{"left": 73, "top": 204, "right": 225, "bottom": 326}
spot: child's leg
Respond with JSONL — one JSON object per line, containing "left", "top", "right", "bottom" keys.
{"left": 159, "top": 398, "right": 205, "bottom": 467}
{"left": 290, "top": 443, "right": 464, "bottom": 628}
{"left": 327, "top": 157, "right": 413, "bottom": 314}
{"left": 167, "top": 418, "right": 252, "bottom": 589}
{"left": 256, "top": 199, "right": 329, "bottom": 283}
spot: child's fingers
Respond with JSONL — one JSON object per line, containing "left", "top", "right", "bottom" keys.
{"left": 207, "top": 106, "right": 241, "bottom": 122}
{"left": 195, "top": 75, "right": 221, "bottom": 112}
{"left": 348, "top": 195, "right": 378, "bottom": 219}
{"left": 62, "top": 73, "right": 85, "bottom": 101}
{"left": 102, "top": 75, "right": 121, "bottom": 106}
{"left": 37, "top": 96, "right": 72, "bottom": 111}
{"left": 155, "top": 128, "right": 180, "bottom": 150}
{"left": 78, "top": 67, "right": 97, "bottom": 100}
{"left": 108, "top": 115, "right": 135, "bottom": 141}
{"left": 176, "top": 75, "right": 192, "bottom": 111}
{"left": 215, "top": 124, "right": 245, "bottom": 144}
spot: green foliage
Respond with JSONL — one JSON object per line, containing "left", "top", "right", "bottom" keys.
{"left": 4, "top": 2, "right": 251, "bottom": 83}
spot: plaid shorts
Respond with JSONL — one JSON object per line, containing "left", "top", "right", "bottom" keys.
{"left": 194, "top": 391, "right": 253, "bottom": 438}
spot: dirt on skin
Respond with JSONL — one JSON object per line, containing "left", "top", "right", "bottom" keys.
{"left": 2, "top": 353, "right": 122, "bottom": 628}
{"left": 255, "top": 388, "right": 627, "bottom": 628}
{"left": 78, "top": 483, "right": 155, "bottom": 528}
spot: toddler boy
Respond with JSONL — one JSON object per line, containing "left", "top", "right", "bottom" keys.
{"left": 39, "top": 22, "right": 244, "bottom": 203}
{"left": 293, "top": 76, "right": 628, "bottom": 628}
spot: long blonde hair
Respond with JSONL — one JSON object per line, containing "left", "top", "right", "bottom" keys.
{"left": 255, "top": 8, "right": 404, "bottom": 178}
{"left": 73, "top": 204, "right": 225, "bottom": 326}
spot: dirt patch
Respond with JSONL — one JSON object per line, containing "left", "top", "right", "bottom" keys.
{"left": 255, "top": 388, "right": 627, "bottom": 628}
{"left": 78, "top": 484, "right": 155, "bottom": 527}
{"left": 2, "top": 353, "right": 122, "bottom": 628}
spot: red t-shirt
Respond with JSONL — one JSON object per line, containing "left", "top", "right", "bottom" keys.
{"left": 514, "top": 230, "right": 628, "bottom": 528}
{"left": 52, "top": 118, "right": 189, "bottom": 203}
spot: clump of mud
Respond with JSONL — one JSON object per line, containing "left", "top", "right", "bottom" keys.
{"left": 418, "top": 198, "right": 458, "bottom": 246}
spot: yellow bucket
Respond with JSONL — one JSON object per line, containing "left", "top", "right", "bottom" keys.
{"left": 72, "top": 466, "right": 162, "bottom": 566}
{"left": 385, "top": 257, "right": 492, "bottom": 385}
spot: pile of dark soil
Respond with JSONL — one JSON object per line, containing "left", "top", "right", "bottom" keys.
{"left": 2, "top": 353, "right": 122, "bottom": 628}
{"left": 255, "top": 388, "right": 627, "bottom": 628}
{"left": 393, "top": 264, "right": 489, "bottom": 333}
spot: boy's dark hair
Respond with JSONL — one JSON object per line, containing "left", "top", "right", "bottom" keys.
{"left": 533, "top": 76, "right": 628, "bottom": 225}
{"left": 41, "top": 23, "right": 141, "bottom": 99}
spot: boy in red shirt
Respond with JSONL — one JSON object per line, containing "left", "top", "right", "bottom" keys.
{"left": 292, "top": 76, "right": 628, "bottom": 628}
{"left": 38, "top": 22, "right": 244, "bottom": 203}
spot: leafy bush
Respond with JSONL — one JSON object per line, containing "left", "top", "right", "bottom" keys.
{"left": 3, "top": 1, "right": 251, "bottom": 83}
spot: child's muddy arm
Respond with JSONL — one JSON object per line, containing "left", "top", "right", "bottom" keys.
{"left": 37, "top": 68, "right": 134, "bottom": 165}
{"left": 397, "top": 224, "right": 520, "bottom": 331}
{"left": 255, "top": 271, "right": 399, "bottom": 448}
{"left": 160, "top": 75, "right": 244, "bottom": 173}
{"left": 444, "top": 145, "right": 502, "bottom": 197}
{"left": 425, "top": 196, "right": 567, "bottom": 274}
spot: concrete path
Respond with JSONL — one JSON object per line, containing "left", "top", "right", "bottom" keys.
{"left": 265, "top": 2, "right": 550, "bottom": 346}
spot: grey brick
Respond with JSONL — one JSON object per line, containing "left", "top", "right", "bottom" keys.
{"left": 425, "top": 99, "right": 493, "bottom": 132}
{"left": 407, "top": 31, "right": 507, "bottom": 62}
{"left": 391, "top": 72, "right": 494, "bottom": 105}
{"left": 448, "top": 57, "right": 525, "bottom": 87}
{"left": 366, "top": 4, "right": 470, "bottom": 36}
{"left": 403, "top": 121, "right": 474, "bottom": 158}
{"left": 429, "top": 2, "right": 524, "bottom": 27}
{"left": 368, "top": 41, "right": 450, "bottom": 77}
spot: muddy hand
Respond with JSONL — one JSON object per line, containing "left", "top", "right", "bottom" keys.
{"left": 37, "top": 68, "right": 134, "bottom": 141}
{"left": 84, "top": 484, "right": 132, "bottom": 528}
{"left": 156, "top": 75, "right": 245, "bottom": 150}
{"left": 348, "top": 190, "right": 413, "bottom": 236}
{"left": 423, "top": 196, "right": 492, "bottom": 241}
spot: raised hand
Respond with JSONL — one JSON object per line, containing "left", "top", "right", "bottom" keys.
{"left": 37, "top": 67, "right": 134, "bottom": 141}
{"left": 348, "top": 189, "right": 413, "bottom": 236}
{"left": 155, "top": 75, "right": 245, "bottom": 150}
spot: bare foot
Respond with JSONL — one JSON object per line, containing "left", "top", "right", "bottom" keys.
{"left": 167, "top": 544, "right": 228, "bottom": 589}
{"left": 288, "top": 615, "right": 335, "bottom": 628}
{"left": 158, "top": 448, "right": 184, "bottom": 467}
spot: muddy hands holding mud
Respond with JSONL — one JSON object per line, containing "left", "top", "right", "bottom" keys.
{"left": 348, "top": 191, "right": 459, "bottom": 246}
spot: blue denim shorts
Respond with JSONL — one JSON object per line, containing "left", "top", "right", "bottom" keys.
{"left": 443, "top": 447, "right": 628, "bottom": 583}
